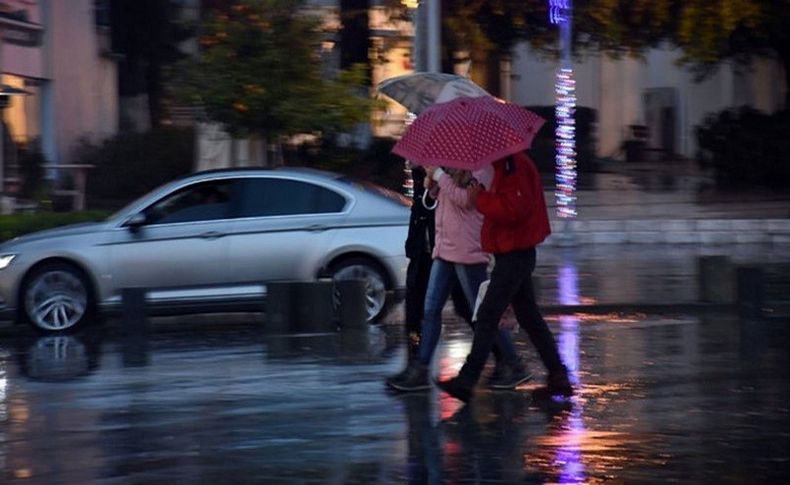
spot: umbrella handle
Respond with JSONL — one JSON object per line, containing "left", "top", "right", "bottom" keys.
{"left": 421, "top": 188, "right": 438, "bottom": 210}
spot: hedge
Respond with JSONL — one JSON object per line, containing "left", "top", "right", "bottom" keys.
{"left": 0, "top": 211, "right": 110, "bottom": 243}
{"left": 696, "top": 107, "right": 790, "bottom": 189}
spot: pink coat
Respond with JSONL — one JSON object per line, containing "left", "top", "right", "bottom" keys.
{"left": 431, "top": 167, "right": 493, "bottom": 265}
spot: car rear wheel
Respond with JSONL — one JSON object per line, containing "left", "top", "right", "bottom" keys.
{"left": 21, "top": 262, "right": 92, "bottom": 333}
{"left": 330, "top": 257, "right": 389, "bottom": 322}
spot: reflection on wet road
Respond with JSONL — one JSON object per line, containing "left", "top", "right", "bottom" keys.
{"left": 1, "top": 243, "right": 789, "bottom": 483}
{"left": 1, "top": 310, "right": 788, "bottom": 484}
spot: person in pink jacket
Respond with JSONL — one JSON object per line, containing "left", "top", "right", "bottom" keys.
{"left": 386, "top": 165, "right": 529, "bottom": 391}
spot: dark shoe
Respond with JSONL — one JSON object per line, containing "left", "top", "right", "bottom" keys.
{"left": 488, "top": 360, "right": 533, "bottom": 390}
{"left": 385, "top": 332, "right": 422, "bottom": 385}
{"left": 546, "top": 368, "right": 574, "bottom": 397}
{"left": 385, "top": 363, "right": 413, "bottom": 386}
{"left": 436, "top": 376, "right": 474, "bottom": 403}
{"left": 387, "top": 362, "right": 430, "bottom": 392}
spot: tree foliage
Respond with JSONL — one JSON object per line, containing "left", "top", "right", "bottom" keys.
{"left": 172, "top": 0, "right": 379, "bottom": 141}
{"left": 111, "top": 0, "right": 192, "bottom": 128}
{"left": 435, "top": 0, "right": 789, "bottom": 104}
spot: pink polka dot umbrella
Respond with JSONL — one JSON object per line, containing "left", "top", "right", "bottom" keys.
{"left": 392, "top": 96, "right": 546, "bottom": 171}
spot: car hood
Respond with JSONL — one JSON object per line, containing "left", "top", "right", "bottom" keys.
{"left": 1, "top": 221, "right": 108, "bottom": 249}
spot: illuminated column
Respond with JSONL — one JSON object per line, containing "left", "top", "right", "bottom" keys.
{"left": 549, "top": 1, "right": 577, "bottom": 218}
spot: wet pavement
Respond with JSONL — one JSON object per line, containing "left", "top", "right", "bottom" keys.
{"left": 1, "top": 311, "right": 788, "bottom": 484}
{"left": 1, "top": 243, "right": 789, "bottom": 483}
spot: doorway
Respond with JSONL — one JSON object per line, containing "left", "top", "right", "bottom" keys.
{"left": 643, "top": 88, "right": 678, "bottom": 160}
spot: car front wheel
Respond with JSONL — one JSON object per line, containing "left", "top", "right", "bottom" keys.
{"left": 21, "top": 262, "right": 92, "bottom": 333}
{"left": 330, "top": 257, "right": 389, "bottom": 322}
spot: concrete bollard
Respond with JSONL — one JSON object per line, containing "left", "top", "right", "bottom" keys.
{"left": 295, "top": 280, "right": 335, "bottom": 332}
{"left": 120, "top": 287, "right": 149, "bottom": 367}
{"left": 121, "top": 287, "right": 148, "bottom": 330}
{"left": 266, "top": 281, "right": 335, "bottom": 332}
{"left": 334, "top": 279, "right": 368, "bottom": 329}
{"left": 697, "top": 256, "right": 736, "bottom": 304}
{"left": 737, "top": 266, "right": 765, "bottom": 319}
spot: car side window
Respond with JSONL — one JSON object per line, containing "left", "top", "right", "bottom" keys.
{"left": 238, "top": 178, "right": 346, "bottom": 217}
{"left": 145, "top": 180, "right": 233, "bottom": 224}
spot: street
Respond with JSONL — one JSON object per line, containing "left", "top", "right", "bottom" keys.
{"left": 1, "top": 302, "right": 788, "bottom": 482}
{"left": 2, "top": 242, "right": 789, "bottom": 483}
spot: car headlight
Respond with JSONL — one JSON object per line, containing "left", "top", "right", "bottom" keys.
{"left": 0, "top": 254, "right": 16, "bottom": 270}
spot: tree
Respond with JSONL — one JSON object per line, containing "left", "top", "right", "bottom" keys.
{"left": 435, "top": 1, "right": 788, "bottom": 107}
{"left": 111, "top": 0, "right": 192, "bottom": 129}
{"left": 172, "top": 0, "right": 379, "bottom": 163}
{"left": 671, "top": 0, "right": 790, "bottom": 108}
{"left": 441, "top": 1, "right": 545, "bottom": 94}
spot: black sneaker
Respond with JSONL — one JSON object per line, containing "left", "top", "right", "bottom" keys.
{"left": 387, "top": 362, "right": 430, "bottom": 392}
{"left": 488, "top": 361, "right": 533, "bottom": 390}
{"left": 546, "top": 368, "right": 574, "bottom": 397}
{"left": 436, "top": 376, "right": 474, "bottom": 403}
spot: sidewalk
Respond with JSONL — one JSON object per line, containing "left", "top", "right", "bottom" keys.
{"left": 542, "top": 161, "right": 790, "bottom": 245}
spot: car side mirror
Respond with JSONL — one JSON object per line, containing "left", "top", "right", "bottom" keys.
{"left": 125, "top": 213, "right": 148, "bottom": 233}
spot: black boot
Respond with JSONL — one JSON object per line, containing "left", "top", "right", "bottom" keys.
{"left": 407, "top": 331, "right": 420, "bottom": 361}
{"left": 386, "top": 332, "right": 421, "bottom": 385}
{"left": 488, "top": 358, "right": 533, "bottom": 390}
{"left": 546, "top": 366, "right": 574, "bottom": 397}
{"left": 436, "top": 375, "right": 475, "bottom": 403}
{"left": 387, "top": 361, "right": 430, "bottom": 392}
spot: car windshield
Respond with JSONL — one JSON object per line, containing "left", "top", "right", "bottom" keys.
{"left": 337, "top": 176, "right": 411, "bottom": 207}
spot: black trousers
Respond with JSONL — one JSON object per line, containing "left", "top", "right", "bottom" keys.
{"left": 459, "top": 248, "right": 564, "bottom": 383}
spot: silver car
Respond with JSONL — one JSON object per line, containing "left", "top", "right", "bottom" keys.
{"left": 0, "top": 168, "right": 410, "bottom": 333}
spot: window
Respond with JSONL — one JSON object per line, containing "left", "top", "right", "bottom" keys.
{"left": 145, "top": 180, "right": 232, "bottom": 224}
{"left": 237, "top": 178, "right": 346, "bottom": 217}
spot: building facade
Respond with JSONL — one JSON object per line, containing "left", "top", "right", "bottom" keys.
{"left": 509, "top": 44, "right": 785, "bottom": 160}
{"left": 1, "top": 0, "right": 118, "bottom": 202}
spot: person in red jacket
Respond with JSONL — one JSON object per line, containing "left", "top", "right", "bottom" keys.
{"left": 437, "top": 151, "right": 573, "bottom": 403}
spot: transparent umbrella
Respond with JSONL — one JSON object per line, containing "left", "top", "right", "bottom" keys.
{"left": 377, "top": 72, "right": 490, "bottom": 115}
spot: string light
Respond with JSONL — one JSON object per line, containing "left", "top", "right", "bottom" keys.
{"left": 403, "top": 112, "right": 418, "bottom": 197}
{"left": 548, "top": 0, "right": 577, "bottom": 218}
{"left": 555, "top": 67, "right": 577, "bottom": 218}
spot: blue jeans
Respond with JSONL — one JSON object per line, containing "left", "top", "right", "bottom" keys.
{"left": 418, "top": 258, "right": 520, "bottom": 366}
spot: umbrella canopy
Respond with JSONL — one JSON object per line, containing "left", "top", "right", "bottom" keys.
{"left": 392, "top": 96, "right": 545, "bottom": 171}
{"left": 378, "top": 72, "right": 490, "bottom": 115}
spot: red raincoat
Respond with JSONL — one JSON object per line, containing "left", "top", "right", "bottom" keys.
{"left": 475, "top": 152, "right": 551, "bottom": 254}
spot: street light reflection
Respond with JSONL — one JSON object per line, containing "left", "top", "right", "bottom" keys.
{"left": 556, "top": 258, "right": 585, "bottom": 483}
{"left": 1, "top": 355, "right": 7, "bottom": 422}
{"left": 547, "top": 312, "right": 645, "bottom": 324}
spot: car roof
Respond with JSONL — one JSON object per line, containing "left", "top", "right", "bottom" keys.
{"left": 180, "top": 166, "right": 345, "bottom": 183}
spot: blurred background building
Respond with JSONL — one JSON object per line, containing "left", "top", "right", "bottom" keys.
{"left": 511, "top": 44, "right": 786, "bottom": 161}
{"left": 1, "top": 0, "right": 786, "bottom": 207}
{"left": 1, "top": 0, "right": 118, "bottom": 207}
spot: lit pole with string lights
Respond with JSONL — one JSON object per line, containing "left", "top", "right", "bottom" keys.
{"left": 549, "top": 0, "right": 577, "bottom": 218}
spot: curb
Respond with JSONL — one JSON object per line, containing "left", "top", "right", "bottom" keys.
{"left": 545, "top": 219, "right": 790, "bottom": 245}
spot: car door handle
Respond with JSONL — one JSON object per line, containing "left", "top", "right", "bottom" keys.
{"left": 200, "top": 231, "right": 225, "bottom": 240}
{"left": 306, "top": 224, "right": 327, "bottom": 232}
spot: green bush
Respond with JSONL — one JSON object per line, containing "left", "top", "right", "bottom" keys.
{"left": 79, "top": 127, "right": 195, "bottom": 210}
{"left": 696, "top": 107, "right": 790, "bottom": 189}
{"left": 0, "top": 211, "right": 111, "bottom": 243}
